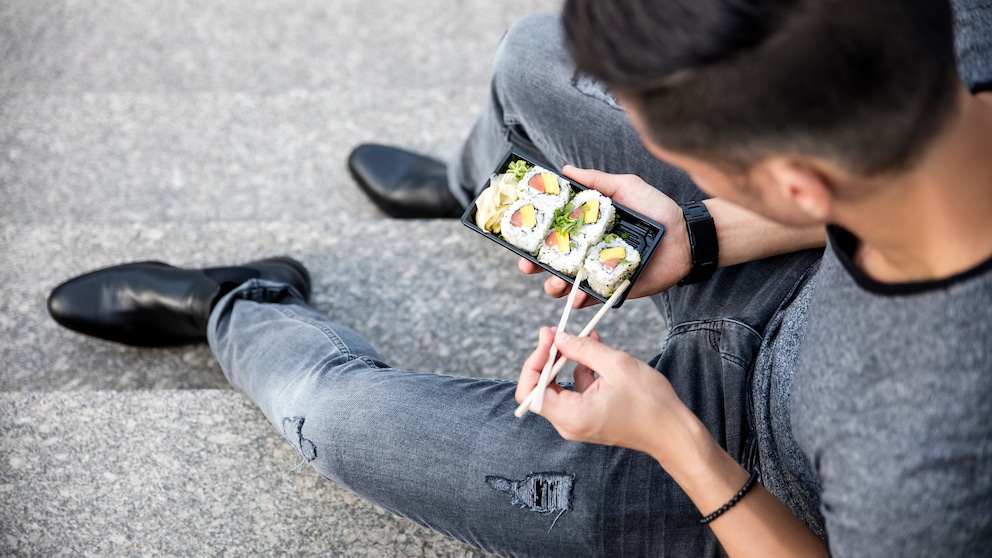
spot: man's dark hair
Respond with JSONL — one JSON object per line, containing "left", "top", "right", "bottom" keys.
{"left": 562, "top": 0, "right": 960, "bottom": 175}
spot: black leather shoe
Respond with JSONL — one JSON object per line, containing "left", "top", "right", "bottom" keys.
{"left": 47, "top": 257, "right": 312, "bottom": 347}
{"left": 348, "top": 144, "right": 465, "bottom": 219}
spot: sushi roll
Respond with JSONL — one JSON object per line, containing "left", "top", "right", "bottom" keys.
{"left": 518, "top": 166, "right": 571, "bottom": 209}
{"left": 500, "top": 199, "right": 554, "bottom": 254}
{"left": 537, "top": 229, "right": 590, "bottom": 277}
{"left": 584, "top": 235, "right": 641, "bottom": 296}
{"left": 566, "top": 190, "right": 616, "bottom": 243}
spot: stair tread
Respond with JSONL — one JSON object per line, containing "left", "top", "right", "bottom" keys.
{"left": 0, "top": 390, "right": 495, "bottom": 557}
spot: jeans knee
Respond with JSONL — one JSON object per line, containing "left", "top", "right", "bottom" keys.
{"left": 281, "top": 416, "right": 318, "bottom": 468}
{"left": 492, "top": 14, "right": 568, "bottom": 111}
{"left": 503, "top": 13, "right": 559, "bottom": 45}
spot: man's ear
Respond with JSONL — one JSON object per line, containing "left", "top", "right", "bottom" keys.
{"left": 761, "top": 157, "right": 834, "bottom": 221}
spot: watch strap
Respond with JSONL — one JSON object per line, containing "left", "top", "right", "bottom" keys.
{"left": 678, "top": 200, "right": 719, "bottom": 285}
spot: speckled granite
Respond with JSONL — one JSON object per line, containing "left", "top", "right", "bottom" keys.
{"left": 0, "top": 390, "right": 495, "bottom": 557}
{"left": 0, "top": 0, "right": 558, "bottom": 93}
{"left": 0, "top": 0, "right": 675, "bottom": 555}
{"left": 0, "top": 89, "right": 487, "bottom": 226}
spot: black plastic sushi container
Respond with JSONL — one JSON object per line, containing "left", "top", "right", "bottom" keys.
{"left": 461, "top": 150, "right": 666, "bottom": 307}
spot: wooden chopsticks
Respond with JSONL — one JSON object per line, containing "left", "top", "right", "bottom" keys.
{"left": 514, "top": 277, "right": 631, "bottom": 418}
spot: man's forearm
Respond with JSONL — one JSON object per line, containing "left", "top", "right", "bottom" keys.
{"left": 702, "top": 198, "right": 826, "bottom": 268}
{"left": 650, "top": 404, "right": 828, "bottom": 558}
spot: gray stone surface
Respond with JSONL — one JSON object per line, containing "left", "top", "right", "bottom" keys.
{"left": 0, "top": 0, "right": 559, "bottom": 93}
{"left": 0, "top": 89, "right": 485, "bottom": 225}
{"left": 0, "top": 390, "right": 494, "bottom": 557}
{"left": 0, "top": 0, "right": 674, "bottom": 555}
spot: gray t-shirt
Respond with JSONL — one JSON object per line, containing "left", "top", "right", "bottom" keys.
{"left": 752, "top": 229, "right": 992, "bottom": 556}
{"left": 801, "top": 230, "right": 992, "bottom": 555}
{"left": 954, "top": 0, "right": 992, "bottom": 92}
{"left": 750, "top": 259, "right": 824, "bottom": 536}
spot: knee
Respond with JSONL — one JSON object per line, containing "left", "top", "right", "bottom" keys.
{"left": 492, "top": 13, "right": 570, "bottom": 105}
{"left": 500, "top": 13, "right": 561, "bottom": 51}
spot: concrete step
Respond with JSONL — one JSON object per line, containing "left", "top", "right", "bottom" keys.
{"left": 1, "top": 0, "right": 562, "bottom": 229}
{"left": 0, "top": 0, "right": 561, "bottom": 94}
{"left": 0, "top": 87, "right": 486, "bottom": 226}
{"left": 0, "top": 390, "right": 496, "bottom": 557}
{"left": 0, "top": 2, "right": 652, "bottom": 555}
{"left": 1, "top": 220, "right": 668, "bottom": 391}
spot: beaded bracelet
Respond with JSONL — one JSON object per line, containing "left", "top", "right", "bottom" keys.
{"left": 699, "top": 471, "right": 760, "bottom": 525}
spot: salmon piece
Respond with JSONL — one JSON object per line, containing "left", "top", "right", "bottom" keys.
{"left": 570, "top": 205, "right": 584, "bottom": 219}
{"left": 510, "top": 209, "right": 523, "bottom": 227}
{"left": 599, "top": 247, "right": 627, "bottom": 271}
{"left": 511, "top": 204, "right": 537, "bottom": 228}
{"left": 544, "top": 231, "right": 570, "bottom": 252}
{"left": 528, "top": 174, "right": 546, "bottom": 193}
{"left": 602, "top": 258, "right": 622, "bottom": 271}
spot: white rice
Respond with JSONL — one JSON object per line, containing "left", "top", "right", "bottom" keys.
{"left": 538, "top": 232, "right": 590, "bottom": 277}
{"left": 583, "top": 235, "right": 641, "bottom": 297}
{"left": 569, "top": 190, "right": 616, "bottom": 243}
{"left": 500, "top": 199, "right": 554, "bottom": 255}
{"left": 517, "top": 166, "right": 572, "bottom": 208}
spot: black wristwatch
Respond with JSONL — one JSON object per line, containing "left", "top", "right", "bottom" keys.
{"left": 677, "top": 200, "right": 719, "bottom": 285}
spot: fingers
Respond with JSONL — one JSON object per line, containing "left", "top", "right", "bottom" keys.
{"left": 520, "top": 257, "right": 590, "bottom": 305}
{"left": 572, "top": 366, "right": 596, "bottom": 393}
{"left": 561, "top": 165, "right": 636, "bottom": 199}
{"left": 521, "top": 257, "right": 599, "bottom": 306}
{"left": 543, "top": 277, "right": 595, "bottom": 308}
{"left": 546, "top": 275, "right": 604, "bottom": 308}
{"left": 518, "top": 325, "right": 607, "bottom": 407}
{"left": 519, "top": 257, "right": 571, "bottom": 300}
{"left": 543, "top": 274, "right": 571, "bottom": 298}
{"left": 569, "top": 329, "right": 601, "bottom": 393}
{"left": 553, "top": 331, "right": 629, "bottom": 380}
{"left": 517, "top": 257, "right": 543, "bottom": 275}
{"left": 515, "top": 326, "right": 556, "bottom": 403}
{"left": 561, "top": 166, "right": 614, "bottom": 196}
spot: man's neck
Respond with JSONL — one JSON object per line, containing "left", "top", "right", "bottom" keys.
{"left": 842, "top": 88, "right": 992, "bottom": 283}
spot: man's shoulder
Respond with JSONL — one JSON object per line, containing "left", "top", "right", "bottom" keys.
{"left": 795, "top": 240, "right": 992, "bottom": 442}
{"left": 793, "top": 249, "right": 992, "bottom": 557}
{"left": 953, "top": 0, "right": 992, "bottom": 92}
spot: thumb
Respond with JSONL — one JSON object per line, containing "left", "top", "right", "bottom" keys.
{"left": 561, "top": 166, "right": 622, "bottom": 198}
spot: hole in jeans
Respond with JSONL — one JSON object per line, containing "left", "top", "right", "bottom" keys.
{"left": 485, "top": 472, "right": 575, "bottom": 528}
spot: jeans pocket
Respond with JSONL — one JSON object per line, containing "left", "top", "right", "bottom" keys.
{"left": 653, "top": 319, "right": 763, "bottom": 462}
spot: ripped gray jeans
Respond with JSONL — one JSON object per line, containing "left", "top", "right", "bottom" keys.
{"left": 208, "top": 13, "right": 821, "bottom": 558}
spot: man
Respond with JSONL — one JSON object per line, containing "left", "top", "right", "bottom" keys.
{"left": 514, "top": 1, "right": 992, "bottom": 556}
{"left": 48, "top": 0, "right": 990, "bottom": 556}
